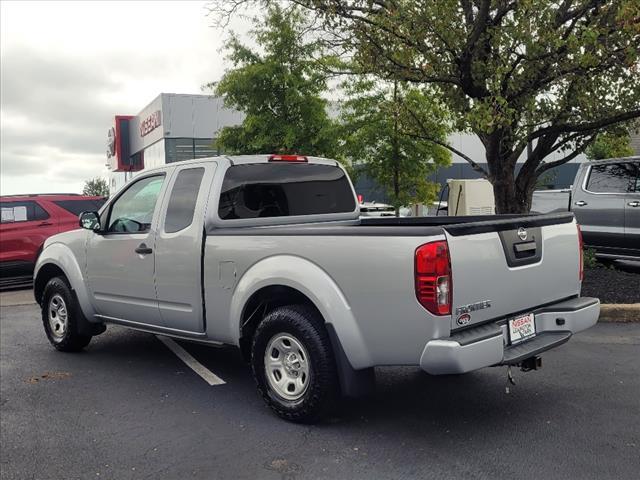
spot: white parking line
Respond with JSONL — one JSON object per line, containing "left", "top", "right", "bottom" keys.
{"left": 156, "top": 335, "right": 226, "bottom": 386}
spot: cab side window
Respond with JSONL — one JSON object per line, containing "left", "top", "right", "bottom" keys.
{"left": 107, "top": 175, "right": 165, "bottom": 233}
{"left": 586, "top": 163, "right": 637, "bottom": 193}
{"left": 164, "top": 168, "right": 205, "bottom": 233}
{"left": 0, "top": 201, "right": 49, "bottom": 223}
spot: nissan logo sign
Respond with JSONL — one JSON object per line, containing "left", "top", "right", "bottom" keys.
{"left": 106, "top": 127, "right": 116, "bottom": 158}
{"left": 139, "top": 110, "right": 162, "bottom": 137}
{"left": 517, "top": 227, "right": 528, "bottom": 241}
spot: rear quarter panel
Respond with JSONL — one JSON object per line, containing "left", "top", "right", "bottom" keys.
{"left": 204, "top": 234, "right": 449, "bottom": 368}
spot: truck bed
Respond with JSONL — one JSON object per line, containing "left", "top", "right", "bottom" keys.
{"left": 205, "top": 211, "right": 582, "bottom": 367}
{"left": 211, "top": 212, "right": 575, "bottom": 237}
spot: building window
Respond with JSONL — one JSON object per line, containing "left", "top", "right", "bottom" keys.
{"left": 194, "top": 139, "right": 218, "bottom": 158}
{"left": 165, "top": 138, "right": 217, "bottom": 163}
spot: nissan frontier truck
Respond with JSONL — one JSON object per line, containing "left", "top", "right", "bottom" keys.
{"left": 34, "top": 154, "right": 600, "bottom": 422}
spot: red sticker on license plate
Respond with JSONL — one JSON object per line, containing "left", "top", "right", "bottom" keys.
{"left": 508, "top": 313, "right": 536, "bottom": 345}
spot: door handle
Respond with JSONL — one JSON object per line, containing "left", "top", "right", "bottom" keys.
{"left": 38, "top": 222, "right": 53, "bottom": 227}
{"left": 135, "top": 243, "right": 153, "bottom": 255}
{"left": 574, "top": 201, "right": 587, "bottom": 207}
{"left": 628, "top": 201, "right": 640, "bottom": 207}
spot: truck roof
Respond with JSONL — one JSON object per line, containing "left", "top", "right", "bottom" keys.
{"left": 586, "top": 155, "right": 639, "bottom": 165}
{"left": 141, "top": 154, "right": 340, "bottom": 174}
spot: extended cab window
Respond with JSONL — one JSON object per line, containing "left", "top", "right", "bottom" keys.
{"left": 164, "top": 167, "right": 205, "bottom": 233}
{"left": 586, "top": 163, "right": 637, "bottom": 193}
{"left": 0, "top": 201, "right": 49, "bottom": 223}
{"left": 107, "top": 175, "right": 164, "bottom": 233}
{"left": 218, "top": 163, "right": 355, "bottom": 220}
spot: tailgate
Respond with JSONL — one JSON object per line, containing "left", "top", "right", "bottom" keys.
{"left": 444, "top": 213, "right": 580, "bottom": 331}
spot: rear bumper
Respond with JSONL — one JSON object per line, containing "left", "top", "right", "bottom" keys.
{"left": 420, "top": 297, "right": 600, "bottom": 375}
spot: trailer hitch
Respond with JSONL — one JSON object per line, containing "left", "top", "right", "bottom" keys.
{"left": 505, "top": 356, "right": 542, "bottom": 393}
{"left": 520, "top": 356, "right": 542, "bottom": 372}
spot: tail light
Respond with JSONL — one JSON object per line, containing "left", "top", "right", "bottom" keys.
{"left": 577, "top": 223, "right": 584, "bottom": 281}
{"left": 415, "top": 240, "right": 452, "bottom": 315}
{"left": 268, "top": 154, "right": 308, "bottom": 162}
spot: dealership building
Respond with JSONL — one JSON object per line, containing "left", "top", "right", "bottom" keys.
{"left": 107, "top": 93, "right": 590, "bottom": 199}
{"left": 106, "top": 93, "right": 242, "bottom": 193}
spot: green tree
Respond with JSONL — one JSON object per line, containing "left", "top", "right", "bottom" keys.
{"left": 339, "top": 78, "right": 451, "bottom": 213}
{"left": 215, "top": 1, "right": 640, "bottom": 213}
{"left": 586, "top": 129, "right": 635, "bottom": 160}
{"left": 82, "top": 177, "right": 109, "bottom": 197}
{"left": 208, "top": 4, "right": 337, "bottom": 156}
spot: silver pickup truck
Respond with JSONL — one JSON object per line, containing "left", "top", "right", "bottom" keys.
{"left": 34, "top": 155, "right": 600, "bottom": 422}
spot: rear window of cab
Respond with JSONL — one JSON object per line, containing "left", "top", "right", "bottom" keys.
{"left": 218, "top": 163, "right": 356, "bottom": 220}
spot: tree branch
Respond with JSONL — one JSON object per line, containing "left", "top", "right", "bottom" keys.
{"left": 534, "top": 134, "right": 597, "bottom": 175}
{"left": 529, "top": 109, "right": 640, "bottom": 142}
{"left": 403, "top": 130, "right": 489, "bottom": 177}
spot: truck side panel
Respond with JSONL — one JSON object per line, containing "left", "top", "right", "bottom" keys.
{"left": 227, "top": 254, "right": 372, "bottom": 369}
{"left": 203, "top": 234, "right": 449, "bottom": 368}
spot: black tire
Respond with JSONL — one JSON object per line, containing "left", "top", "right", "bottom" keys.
{"left": 251, "top": 304, "right": 339, "bottom": 423}
{"left": 41, "top": 276, "right": 92, "bottom": 352}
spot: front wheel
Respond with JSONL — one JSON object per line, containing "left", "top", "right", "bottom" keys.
{"left": 41, "top": 277, "right": 92, "bottom": 352}
{"left": 251, "top": 304, "right": 339, "bottom": 423}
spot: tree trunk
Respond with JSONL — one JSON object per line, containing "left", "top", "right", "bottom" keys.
{"left": 487, "top": 134, "right": 538, "bottom": 214}
{"left": 490, "top": 164, "right": 533, "bottom": 214}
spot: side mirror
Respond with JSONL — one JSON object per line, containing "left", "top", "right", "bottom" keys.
{"left": 79, "top": 211, "right": 102, "bottom": 232}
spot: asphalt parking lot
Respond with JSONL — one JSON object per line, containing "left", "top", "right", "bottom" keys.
{"left": 1, "top": 290, "right": 639, "bottom": 480}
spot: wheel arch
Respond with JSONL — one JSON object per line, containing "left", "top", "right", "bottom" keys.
{"left": 238, "top": 285, "right": 321, "bottom": 361}
{"left": 34, "top": 263, "right": 66, "bottom": 304}
{"left": 230, "top": 255, "right": 372, "bottom": 371}
{"left": 33, "top": 243, "right": 97, "bottom": 320}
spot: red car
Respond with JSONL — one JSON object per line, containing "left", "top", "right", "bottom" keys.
{"left": 0, "top": 194, "right": 106, "bottom": 287}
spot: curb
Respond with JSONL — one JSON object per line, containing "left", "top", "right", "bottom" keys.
{"left": 598, "top": 304, "right": 640, "bottom": 323}
{"left": 0, "top": 300, "right": 36, "bottom": 307}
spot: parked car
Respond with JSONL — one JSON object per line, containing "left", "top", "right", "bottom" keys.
{"left": 0, "top": 194, "right": 106, "bottom": 287}
{"left": 34, "top": 155, "right": 599, "bottom": 422}
{"left": 532, "top": 156, "right": 639, "bottom": 260}
{"left": 359, "top": 201, "right": 396, "bottom": 217}
{"left": 358, "top": 200, "right": 415, "bottom": 217}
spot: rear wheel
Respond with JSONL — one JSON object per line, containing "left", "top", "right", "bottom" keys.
{"left": 251, "top": 304, "right": 339, "bottom": 423}
{"left": 41, "top": 277, "right": 92, "bottom": 352}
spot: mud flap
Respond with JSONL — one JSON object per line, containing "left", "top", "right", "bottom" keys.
{"left": 326, "top": 323, "right": 375, "bottom": 398}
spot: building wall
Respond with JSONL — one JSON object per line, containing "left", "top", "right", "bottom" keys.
{"left": 143, "top": 140, "right": 167, "bottom": 170}
{"left": 127, "top": 93, "right": 243, "bottom": 157}
{"left": 108, "top": 93, "right": 244, "bottom": 195}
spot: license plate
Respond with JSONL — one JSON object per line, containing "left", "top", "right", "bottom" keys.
{"left": 508, "top": 313, "right": 536, "bottom": 345}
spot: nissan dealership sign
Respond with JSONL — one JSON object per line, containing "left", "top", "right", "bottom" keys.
{"left": 139, "top": 110, "right": 162, "bottom": 137}
{"left": 106, "top": 127, "right": 116, "bottom": 158}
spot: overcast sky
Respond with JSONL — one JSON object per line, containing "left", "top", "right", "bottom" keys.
{"left": 1, "top": 0, "right": 251, "bottom": 195}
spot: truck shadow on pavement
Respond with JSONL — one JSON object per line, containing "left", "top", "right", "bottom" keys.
{"left": 86, "top": 325, "right": 561, "bottom": 435}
